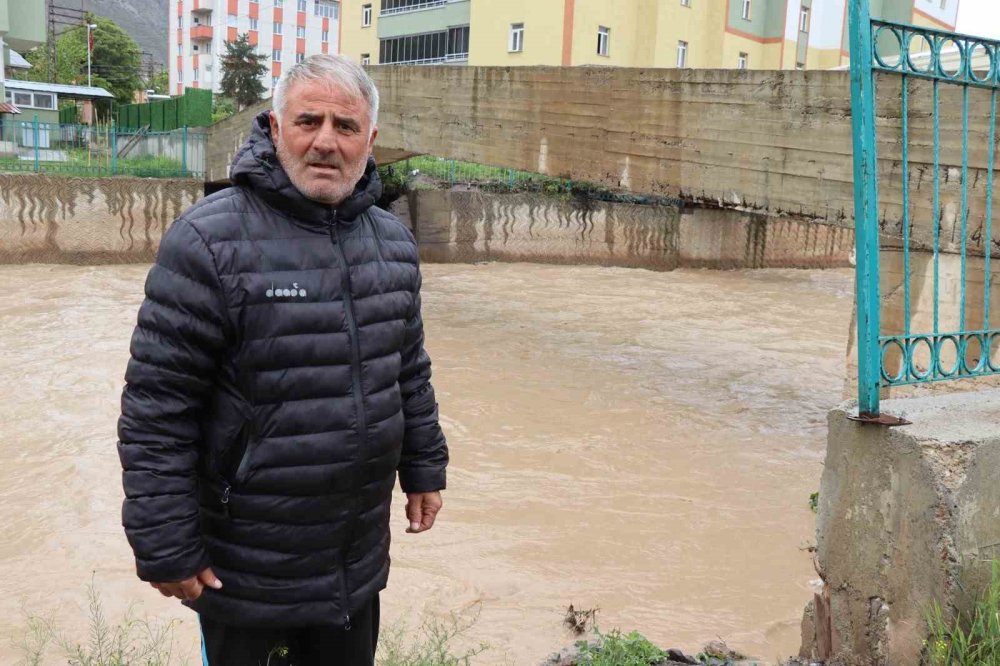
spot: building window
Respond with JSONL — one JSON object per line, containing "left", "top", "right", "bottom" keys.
{"left": 192, "top": 43, "right": 200, "bottom": 52}
{"left": 295, "top": 26, "right": 304, "bottom": 37}
{"left": 738, "top": 51, "right": 748, "bottom": 69}
{"left": 296, "top": 52, "right": 305, "bottom": 63}
{"left": 362, "top": 4, "right": 372, "bottom": 26}
{"left": 273, "top": 75, "right": 280, "bottom": 86}
{"left": 379, "top": 25, "right": 469, "bottom": 64}
{"left": 249, "top": 17, "right": 258, "bottom": 29}
{"left": 227, "top": 14, "right": 237, "bottom": 26}
{"left": 315, "top": 0, "right": 338, "bottom": 18}
{"left": 33, "top": 92, "right": 56, "bottom": 109}
{"left": 597, "top": 26, "right": 610, "bottom": 57}
{"left": 322, "top": 30, "right": 329, "bottom": 41}
{"left": 193, "top": 68, "right": 199, "bottom": 81}
{"left": 361, "top": 53, "right": 371, "bottom": 65}
{"left": 680, "top": 0, "right": 690, "bottom": 5}
{"left": 509, "top": 23, "right": 524, "bottom": 52}
{"left": 742, "top": 0, "right": 751, "bottom": 20}
{"left": 250, "top": 0, "right": 258, "bottom": 3}
{"left": 940, "top": 0, "right": 947, "bottom": 7}
{"left": 298, "top": 0, "right": 307, "bottom": 10}
{"left": 275, "top": 0, "right": 283, "bottom": 5}
{"left": 676, "top": 40, "right": 687, "bottom": 67}
{"left": 178, "top": 70, "right": 183, "bottom": 83}
{"left": 799, "top": 6, "right": 809, "bottom": 32}
{"left": 273, "top": 48, "right": 282, "bottom": 60}
{"left": 274, "top": 21, "right": 283, "bottom": 34}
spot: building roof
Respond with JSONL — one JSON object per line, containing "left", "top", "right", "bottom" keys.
{"left": 0, "top": 102, "right": 23, "bottom": 114}
{"left": 7, "top": 50, "right": 32, "bottom": 70}
{"left": 2, "top": 79, "right": 115, "bottom": 100}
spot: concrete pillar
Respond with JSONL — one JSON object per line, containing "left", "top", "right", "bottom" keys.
{"left": 801, "top": 392, "right": 1000, "bottom": 664}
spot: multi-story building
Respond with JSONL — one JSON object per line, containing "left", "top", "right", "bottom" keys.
{"left": 169, "top": 0, "right": 343, "bottom": 96}
{"left": 0, "top": 0, "right": 46, "bottom": 108}
{"left": 339, "top": 0, "right": 958, "bottom": 70}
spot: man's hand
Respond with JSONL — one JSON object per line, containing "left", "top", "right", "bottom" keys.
{"left": 405, "top": 491, "right": 442, "bottom": 533}
{"left": 149, "top": 567, "right": 222, "bottom": 601}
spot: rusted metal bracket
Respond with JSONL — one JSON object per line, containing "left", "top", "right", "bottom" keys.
{"left": 848, "top": 412, "right": 912, "bottom": 426}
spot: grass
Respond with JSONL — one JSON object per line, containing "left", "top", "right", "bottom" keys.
{"left": 12, "top": 576, "right": 181, "bottom": 666}
{"left": 926, "top": 560, "right": 1000, "bottom": 665}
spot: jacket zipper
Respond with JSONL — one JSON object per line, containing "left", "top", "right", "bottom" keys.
{"left": 330, "top": 219, "right": 367, "bottom": 631}
{"left": 219, "top": 416, "right": 257, "bottom": 518}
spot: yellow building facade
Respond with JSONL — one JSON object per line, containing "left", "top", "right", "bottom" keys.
{"left": 339, "top": 0, "right": 958, "bottom": 70}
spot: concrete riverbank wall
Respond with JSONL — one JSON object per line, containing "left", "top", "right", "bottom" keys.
{"left": 0, "top": 173, "right": 853, "bottom": 269}
{"left": 0, "top": 174, "right": 202, "bottom": 264}
{"left": 405, "top": 189, "right": 853, "bottom": 270}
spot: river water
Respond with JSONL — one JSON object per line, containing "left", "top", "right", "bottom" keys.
{"left": 0, "top": 262, "right": 853, "bottom": 665}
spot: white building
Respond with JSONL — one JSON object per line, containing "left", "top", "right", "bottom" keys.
{"left": 169, "top": 0, "right": 342, "bottom": 96}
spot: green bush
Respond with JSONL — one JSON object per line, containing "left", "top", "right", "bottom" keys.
{"left": 575, "top": 629, "right": 667, "bottom": 666}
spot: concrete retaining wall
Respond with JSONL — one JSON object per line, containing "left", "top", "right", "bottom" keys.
{"left": 0, "top": 173, "right": 853, "bottom": 269}
{"left": 0, "top": 174, "right": 203, "bottom": 264}
{"left": 407, "top": 189, "right": 854, "bottom": 270}
{"left": 802, "top": 393, "right": 1000, "bottom": 665}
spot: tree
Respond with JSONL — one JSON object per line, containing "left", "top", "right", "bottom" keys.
{"left": 147, "top": 69, "right": 170, "bottom": 96}
{"left": 220, "top": 34, "right": 268, "bottom": 112}
{"left": 16, "top": 14, "right": 142, "bottom": 106}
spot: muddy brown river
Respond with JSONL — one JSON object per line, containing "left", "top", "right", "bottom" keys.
{"left": 0, "top": 262, "right": 854, "bottom": 665}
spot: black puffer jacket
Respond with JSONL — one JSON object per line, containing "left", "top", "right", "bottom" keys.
{"left": 117, "top": 112, "right": 447, "bottom": 628}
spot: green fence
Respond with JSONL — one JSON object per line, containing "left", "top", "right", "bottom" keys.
{"left": 117, "top": 88, "right": 213, "bottom": 132}
{"left": 0, "top": 118, "right": 205, "bottom": 179}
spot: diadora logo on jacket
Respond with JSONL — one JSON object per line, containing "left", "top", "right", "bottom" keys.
{"left": 266, "top": 282, "right": 308, "bottom": 298}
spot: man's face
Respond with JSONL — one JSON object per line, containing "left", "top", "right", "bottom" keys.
{"left": 269, "top": 79, "right": 378, "bottom": 206}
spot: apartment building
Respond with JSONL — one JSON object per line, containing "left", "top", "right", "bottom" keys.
{"left": 169, "top": 0, "right": 343, "bottom": 96}
{"left": 339, "top": 0, "right": 959, "bottom": 70}
{"left": 1, "top": 0, "right": 46, "bottom": 110}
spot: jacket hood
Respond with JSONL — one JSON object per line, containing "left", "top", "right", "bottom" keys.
{"left": 229, "top": 111, "right": 382, "bottom": 226}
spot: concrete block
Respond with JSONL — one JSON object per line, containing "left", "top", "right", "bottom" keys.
{"left": 807, "top": 391, "right": 1000, "bottom": 665}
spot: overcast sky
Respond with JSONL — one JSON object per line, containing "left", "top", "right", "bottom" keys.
{"left": 956, "top": 0, "right": 1000, "bottom": 40}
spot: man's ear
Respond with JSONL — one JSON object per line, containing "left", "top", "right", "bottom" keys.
{"left": 368, "top": 126, "right": 378, "bottom": 152}
{"left": 268, "top": 111, "right": 280, "bottom": 140}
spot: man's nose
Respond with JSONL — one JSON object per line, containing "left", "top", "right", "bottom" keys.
{"left": 311, "top": 121, "right": 339, "bottom": 153}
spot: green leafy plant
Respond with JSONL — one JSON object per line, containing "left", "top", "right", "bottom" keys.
{"left": 575, "top": 628, "right": 667, "bottom": 666}
{"left": 926, "top": 560, "right": 1000, "bottom": 665}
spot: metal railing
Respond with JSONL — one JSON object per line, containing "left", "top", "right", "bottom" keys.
{"left": 849, "top": 0, "right": 1000, "bottom": 418}
{"left": 380, "top": 0, "right": 447, "bottom": 17}
{"left": 0, "top": 117, "right": 205, "bottom": 179}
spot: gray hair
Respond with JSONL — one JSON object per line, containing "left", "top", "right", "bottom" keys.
{"left": 273, "top": 54, "right": 380, "bottom": 130}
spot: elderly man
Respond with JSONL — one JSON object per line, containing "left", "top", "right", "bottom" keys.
{"left": 117, "top": 55, "right": 448, "bottom": 665}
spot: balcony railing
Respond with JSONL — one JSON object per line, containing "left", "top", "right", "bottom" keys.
{"left": 380, "top": 0, "right": 447, "bottom": 17}
{"left": 384, "top": 52, "right": 467, "bottom": 65}
{"left": 190, "top": 25, "right": 213, "bottom": 41}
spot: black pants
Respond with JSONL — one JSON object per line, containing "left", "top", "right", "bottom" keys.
{"left": 199, "top": 596, "right": 379, "bottom": 666}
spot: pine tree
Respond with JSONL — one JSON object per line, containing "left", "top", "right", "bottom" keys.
{"left": 220, "top": 34, "right": 268, "bottom": 112}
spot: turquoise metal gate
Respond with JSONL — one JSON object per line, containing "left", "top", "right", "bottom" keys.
{"left": 850, "top": 0, "right": 1000, "bottom": 419}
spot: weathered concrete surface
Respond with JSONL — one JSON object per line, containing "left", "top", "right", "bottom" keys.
{"left": 409, "top": 189, "right": 853, "bottom": 270}
{"left": 0, "top": 174, "right": 202, "bottom": 263}
{"left": 208, "top": 68, "right": 1000, "bottom": 253}
{"left": 802, "top": 392, "right": 1000, "bottom": 665}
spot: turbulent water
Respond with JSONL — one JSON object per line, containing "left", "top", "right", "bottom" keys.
{"left": 0, "top": 262, "right": 854, "bottom": 665}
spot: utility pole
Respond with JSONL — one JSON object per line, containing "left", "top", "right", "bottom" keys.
{"left": 86, "top": 22, "right": 97, "bottom": 87}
